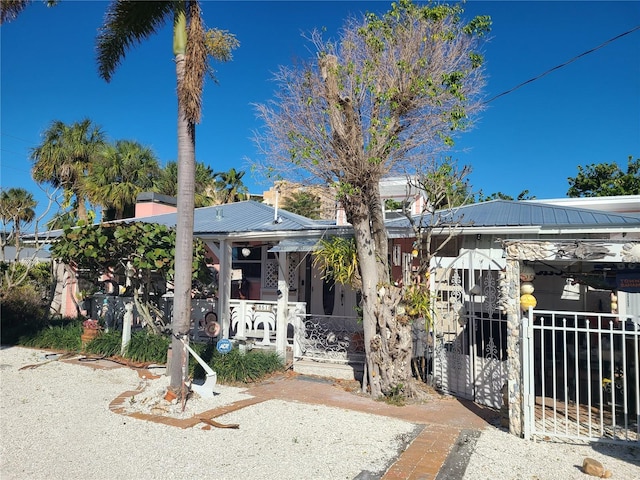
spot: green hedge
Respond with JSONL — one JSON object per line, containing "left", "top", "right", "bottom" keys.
{"left": 8, "top": 320, "right": 284, "bottom": 383}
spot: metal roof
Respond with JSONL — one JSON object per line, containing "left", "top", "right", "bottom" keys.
{"left": 24, "top": 198, "right": 640, "bottom": 246}
{"left": 2, "top": 246, "right": 50, "bottom": 261}
{"left": 526, "top": 195, "right": 640, "bottom": 214}
{"left": 385, "top": 199, "right": 640, "bottom": 230}
{"left": 136, "top": 200, "right": 341, "bottom": 237}
{"left": 22, "top": 201, "right": 346, "bottom": 244}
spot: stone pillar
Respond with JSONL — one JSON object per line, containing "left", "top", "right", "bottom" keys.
{"left": 504, "top": 259, "right": 523, "bottom": 437}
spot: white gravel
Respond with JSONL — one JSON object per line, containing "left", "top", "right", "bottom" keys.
{"left": 2, "top": 346, "right": 639, "bottom": 480}
{"left": 461, "top": 425, "right": 640, "bottom": 480}
{"left": 0, "top": 347, "right": 416, "bottom": 480}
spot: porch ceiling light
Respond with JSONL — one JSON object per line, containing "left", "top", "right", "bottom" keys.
{"left": 241, "top": 247, "right": 251, "bottom": 258}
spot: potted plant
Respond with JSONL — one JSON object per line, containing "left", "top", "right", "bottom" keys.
{"left": 81, "top": 319, "right": 102, "bottom": 347}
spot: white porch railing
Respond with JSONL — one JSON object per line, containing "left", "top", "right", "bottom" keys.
{"left": 227, "top": 299, "right": 305, "bottom": 351}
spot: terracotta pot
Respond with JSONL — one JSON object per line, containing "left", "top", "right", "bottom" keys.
{"left": 81, "top": 328, "right": 101, "bottom": 348}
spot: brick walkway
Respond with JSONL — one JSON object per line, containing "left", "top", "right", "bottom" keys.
{"left": 242, "top": 374, "right": 499, "bottom": 480}
{"left": 72, "top": 357, "right": 499, "bottom": 479}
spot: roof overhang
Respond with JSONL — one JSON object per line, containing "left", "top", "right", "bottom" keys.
{"left": 386, "top": 225, "right": 640, "bottom": 239}
{"left": 268, "top": 238, "right": 320, "bottom": 252}
{"left": 527, "top": 195, "right": 640, "bottom": 214}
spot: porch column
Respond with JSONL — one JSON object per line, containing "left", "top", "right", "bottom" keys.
{"left": 218, "top": 239, "right": 232, "bottom": 339}
{"left": 275, "top": 252, "right": 289, "bottom": 357}
{"left": 505, "top": 258, "right": 523, "bottom": 437}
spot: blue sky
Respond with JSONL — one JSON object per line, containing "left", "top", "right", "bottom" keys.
{"left": 1, "top": 1, "right": 639, "bottom": 223}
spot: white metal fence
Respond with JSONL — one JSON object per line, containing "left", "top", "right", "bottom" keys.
{"left": 523, "top": 309, "right": 640, "bottom": 444}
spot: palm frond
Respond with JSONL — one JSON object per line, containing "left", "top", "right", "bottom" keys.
{"left": 0, "top": 0, "right": 30, "bottom": 25}
{"left": 96, "top": 0, "right": 177, "bottom": 82}
{"left": 0, "top": 0, "right": 57, "bottom": 25}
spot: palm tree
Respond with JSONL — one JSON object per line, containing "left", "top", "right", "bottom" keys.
{"left": 213, "top": 167, "right": 248, "bottom": 203}
{"left": 45, "top": 210, "right": 78, "bottom": 232}
{"left": 30, "top": 119, "right": 105, "bottom": 221}
{"left": 0, "top": 187, "right": 37, "bottom": 254}
{"left": 86, "top": 140, "right": 160, "bottom": 220}
{"left": 0, "top": 0, "right": 57, "bottom": 25}
{"left": 155, "top": 160, "right": 217, "bottom": 207}
{"left": 96, "top": 0, "right": 238, "bottom": 391}
{"left": 281, "top": 190, "right": 321, "bottom": 219}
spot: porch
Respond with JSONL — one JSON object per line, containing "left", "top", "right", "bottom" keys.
{"left": 190, "top": 299, "right": 365, "bottom": 381}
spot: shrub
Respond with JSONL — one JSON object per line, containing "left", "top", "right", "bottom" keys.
{"left": 192, "top": 346, "right": 284, "bottom": 383}
{"left": 12, "top": 320, "right": 284, "bottom": 384}
{"left": 0, "top": 284, "right": 49, "bottom": 344}
{"left": 84, "top": 329, "right": 122, "bottom": 357}
{"left": 124, "top": 331, "right": 171, "bottom": 363}
{"left": 21, "top": 322, "right": 82, "bottom": 351}
{"left": 381, "top": 383, "right": 407, "bottom": 407}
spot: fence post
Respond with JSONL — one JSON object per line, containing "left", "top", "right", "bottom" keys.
{"left": 521, "top": 313, "right": 532, "bottom": 440}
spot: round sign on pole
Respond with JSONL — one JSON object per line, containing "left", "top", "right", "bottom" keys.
{"left": 205, "top": 321, "right": 221, "bottom": 337}
{"left": 216, "top": 338, "right": 232, "bottom": 354}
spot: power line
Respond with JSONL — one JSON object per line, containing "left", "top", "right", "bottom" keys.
{"left": 0, "top": 147, "right": 29, "bottom": 157}
{"left": 0, "top": 163, "right": 32, "bottom": 174}
{"left": 484, "top": 25, "right": 640, "bottom": 105}
{"left": 0, "top": 132, "right": 33, "bottom": 144}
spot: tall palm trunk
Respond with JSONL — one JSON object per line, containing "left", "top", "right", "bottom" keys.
{"left": 169, "top": 11, "right": 196, "bottom": 390}
{"left": 75, "top": 191, "right": 88, "bottom": 221}
{"left": 95, "top": 0, "right": 237, "bottom": 391}
{"left": 12, "top": 222, "right": 21, "bottom": 250}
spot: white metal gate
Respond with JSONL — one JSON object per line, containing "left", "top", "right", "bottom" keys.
{"left": 430, "top": 251, "right": 507, "bottom": 408}
{"left": 523, "top": 309, "right": 640, "bottom": 444}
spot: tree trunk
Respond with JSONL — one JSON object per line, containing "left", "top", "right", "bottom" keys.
{"left": 349, "top": 200, "right": 383, "bottom": 398}
{"left": 321, "top": 53, "right": 414, "bottom": 398}
{"left": 75, "top": 191, "right": 88, "bottom": 221}
{"left": 132, "top": 289, "right": 161, "bottom": 335}
{"left": 169, "top": 50, "right": 196, "bottom": 390}
{"left": 348, "top": 192, "right": 414, "bottom": 399}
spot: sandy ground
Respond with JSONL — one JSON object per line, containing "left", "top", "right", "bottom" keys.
{"left": 0, "top": 347, "right": 417, "bottom": 480}
{"left": 2, "top": 346, "right": 639, "bottom": 480}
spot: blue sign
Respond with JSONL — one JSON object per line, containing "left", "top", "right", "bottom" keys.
{"left": 216, "top": 338, "right": 233, "bottom": 354}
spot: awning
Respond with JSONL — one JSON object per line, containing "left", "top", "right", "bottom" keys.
{"left": 268, "top": 238, "right": 320, "bottom": 253}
